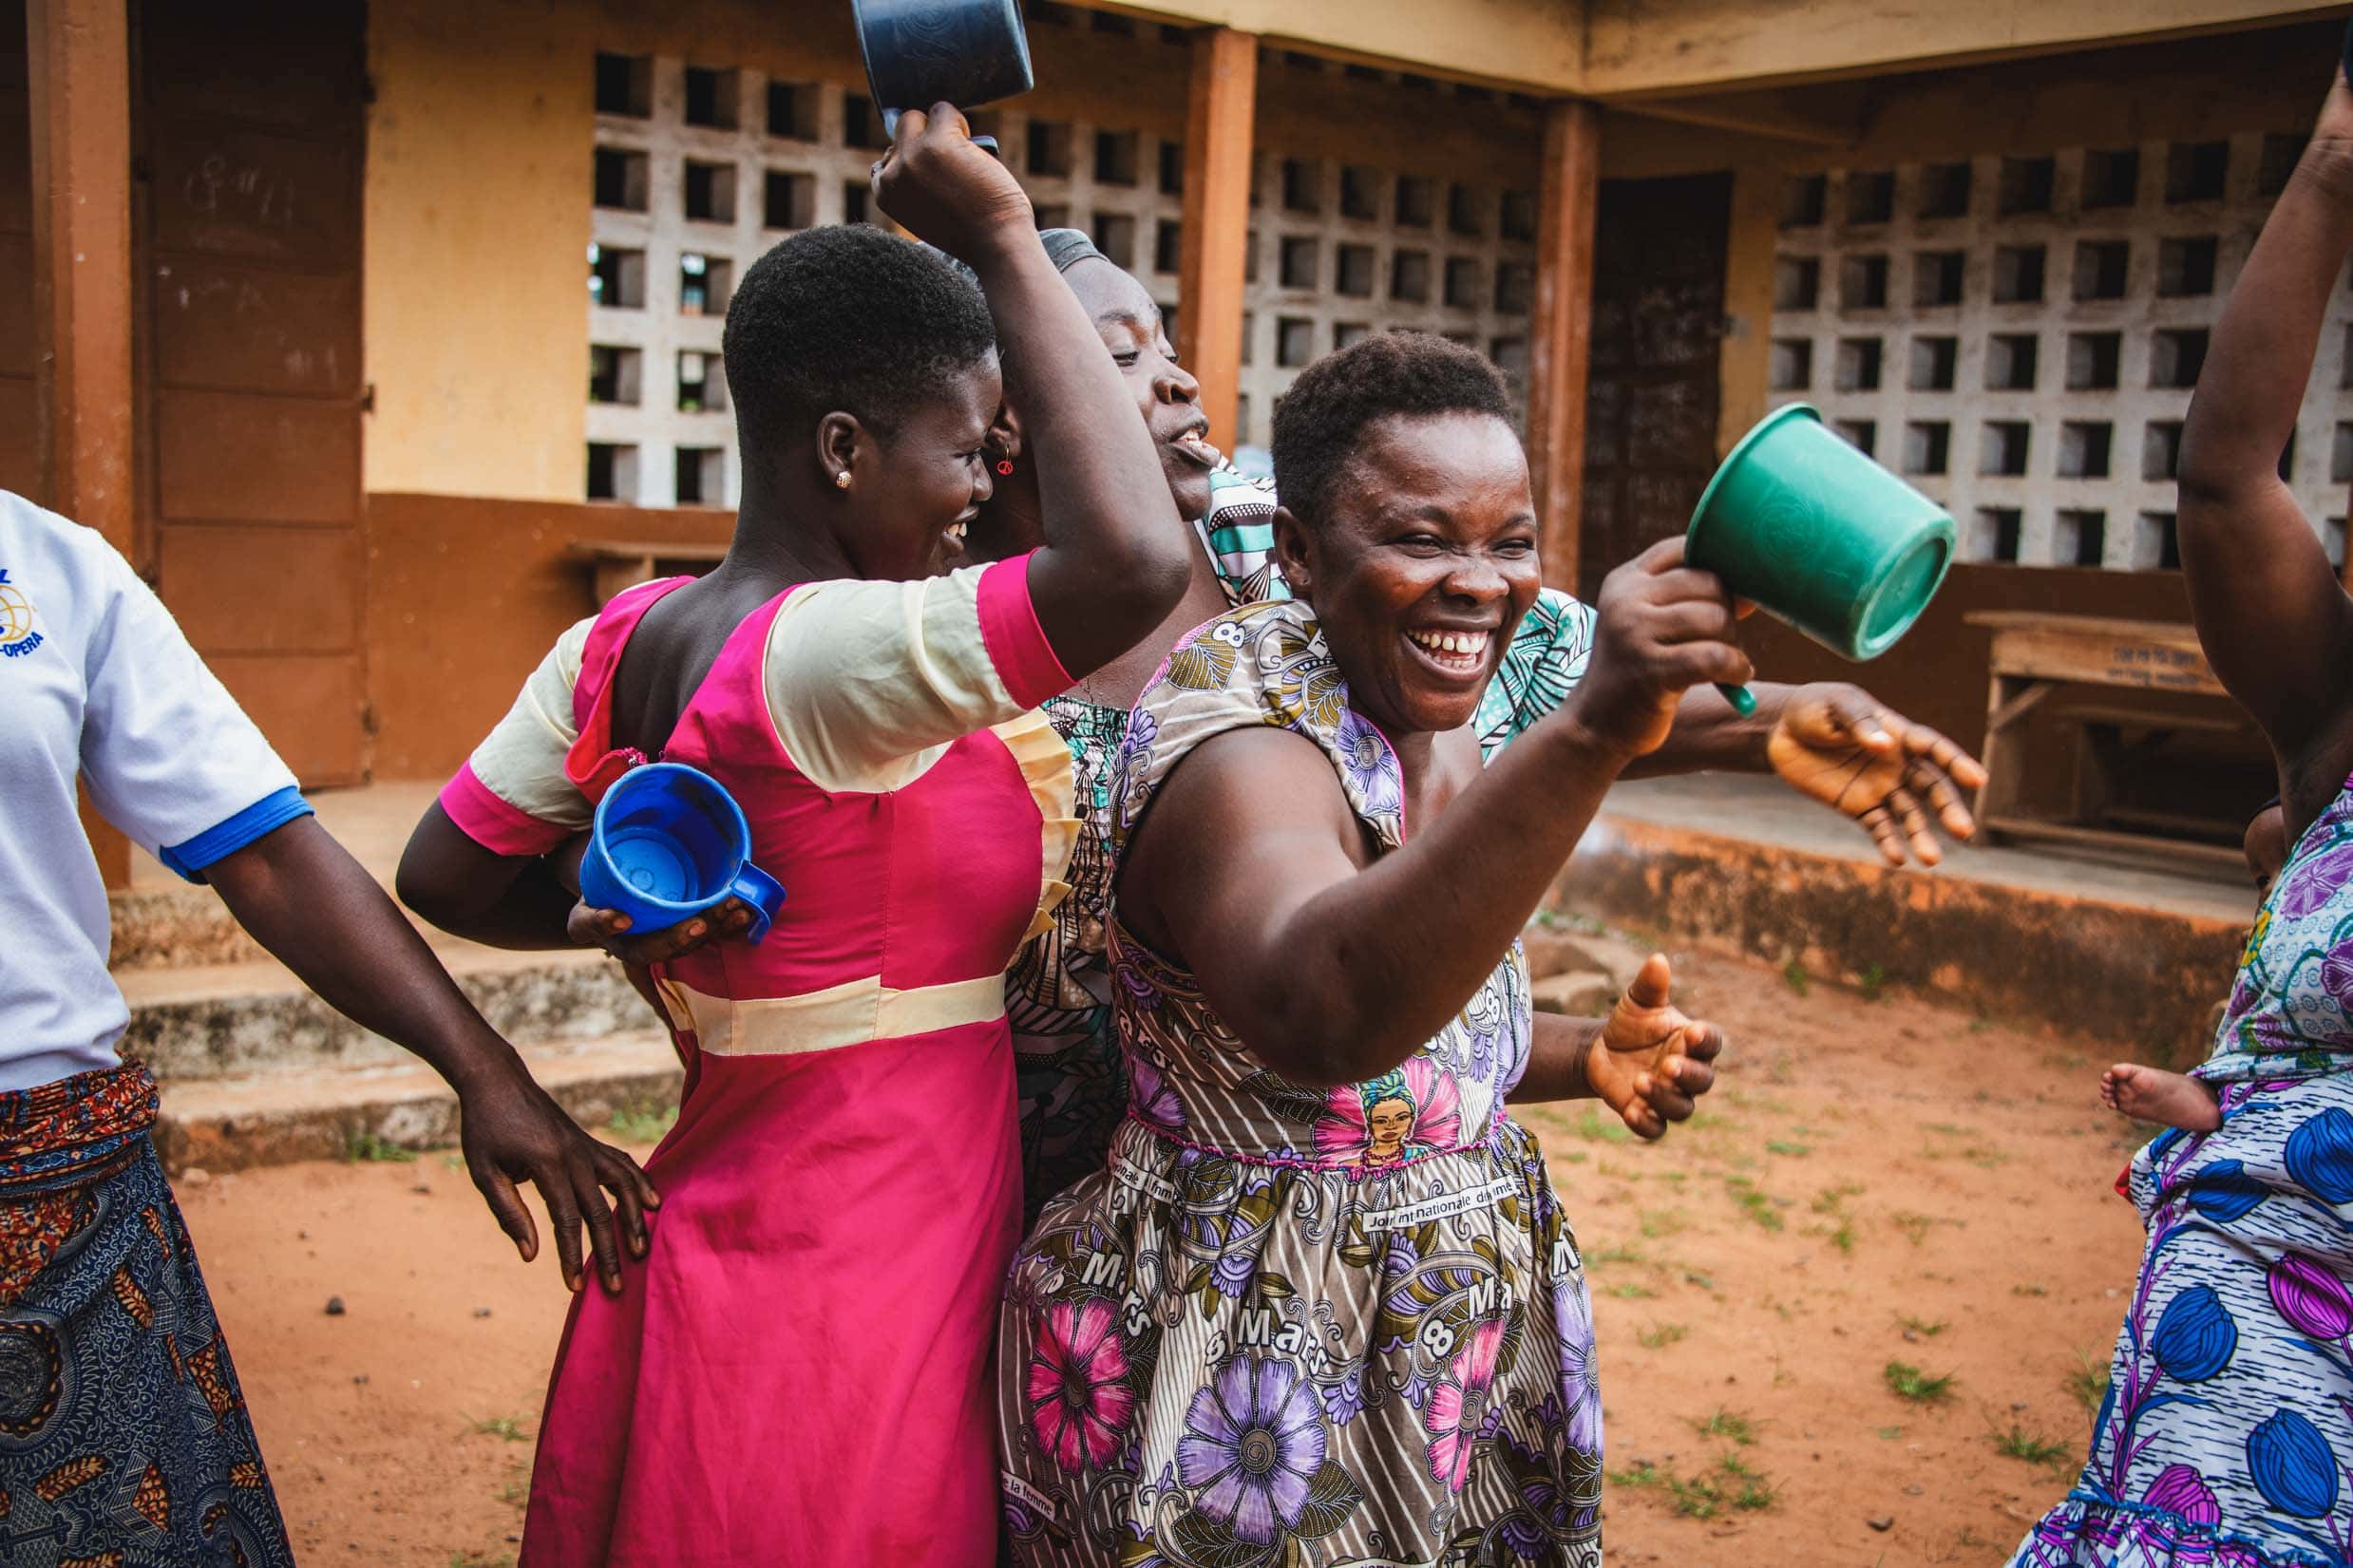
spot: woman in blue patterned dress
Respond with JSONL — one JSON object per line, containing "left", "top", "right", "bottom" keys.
{"left": 2009, "top": 52, "right": 2353, "bottom": 1568}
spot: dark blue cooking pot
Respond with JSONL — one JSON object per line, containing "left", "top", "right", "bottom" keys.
{"left": 853, "top": 0, "right": 1034, "bottom": 138}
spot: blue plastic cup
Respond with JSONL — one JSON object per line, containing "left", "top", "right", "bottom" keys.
{"left": 579, "top": 764, "right": 787, "bottom": 945}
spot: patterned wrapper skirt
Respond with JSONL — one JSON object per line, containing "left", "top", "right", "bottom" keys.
{"left": 2009, "top": 1074, "right": 2353, "bottom": 1567}
{"left": 0, "top": 1061, "right": 294, "bottom": 1567}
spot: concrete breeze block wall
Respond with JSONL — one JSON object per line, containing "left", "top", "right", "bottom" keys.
{"left": 584, "top": 38, "right": 1543, "bottom": 505}
{"left": 1767, "top": 135, "right": 2353, "bottom": 574}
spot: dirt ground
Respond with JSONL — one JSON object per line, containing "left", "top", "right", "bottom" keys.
{"left": 180, "top": 945, "right": 2155, "bottom": 1568}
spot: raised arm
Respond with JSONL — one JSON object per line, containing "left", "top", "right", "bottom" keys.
{"left": 1121, "top": 539, "right": 1750, "bottom": 1085}
{"left": 2176, "top": 65, "right": 2353, "bottom": 766}
{"left": 874, "top": 106, "right": 1189, "bottom": 677}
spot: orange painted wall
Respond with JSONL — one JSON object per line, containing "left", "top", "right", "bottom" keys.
{"left": 365, "top": 493, "right": 731, "bottom": 779}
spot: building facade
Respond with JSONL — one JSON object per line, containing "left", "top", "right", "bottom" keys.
{"left": 6, "top": 0, "right": 2342, "bottom": 878}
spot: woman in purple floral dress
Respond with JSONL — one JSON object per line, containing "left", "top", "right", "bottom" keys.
{"left": 996, "top": 334, "right": 1743, "bottom": 1566}
{"left": 2008, "top": 47, "right": 2353, "bottom": 1568}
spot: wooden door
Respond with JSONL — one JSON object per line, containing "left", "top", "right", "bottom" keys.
{"left": 134, "top": 0, "right": 369, "bottom": 784}
{"left": 0, "top": 1, "right": 31, "bottom": 496}
{"left": 1578, "top": 173, "right": 1730, "bottom": 601}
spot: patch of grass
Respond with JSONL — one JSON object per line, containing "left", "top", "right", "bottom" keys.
{"left": 608, "top": 1104, "right": 679, "bottom": 1144}
{"left": 1681, "top": 1269, "right": 1718, "bottom": 1291}
{"left": 1812, "top": 1181, "right": 1864, "bottom": 1215}
{"left": 1608, "top": 1281, "right": 1658, "bottom": 1299}
{"left": 1892, "top": 1212, "right": 1935, "bottom": 1246}
{"left": 1781, "top": 960, "right": 1811, "bottom": 996}
{"left": 1884, "top": 1361, "right": 1955, "bottom": 1405}
{"left": 1856, "top": 963, "right": 1888, "bottom": 1001}
{"left": 1723, "top": 1177, "right": 1786, "bottom": 1233}
{"left": 467, "top": 1414, "right": 530, "bottom": 1443}
{"left": 1691, "top": 1407, "right": 1757, "bottom": 1445}
{"left": 2064, "top": 1352, "right": 2112, "bottom": 1423}
{"left": 1608, "top": 1455, "right": 1775, "bottom": 1519}
{"left": 1639, "top": 1209, "right": 1686, "bottom": 1239}
{"left": 1765, "top": 1139, "right": 1812, "bottom": 1158}
{"left": 1989, "top": 1421, "right": 2072, "bottom": 1468}
{"left": 1717, "top": 1451, "right": 1777, "bottom": 1511}
{"left": 1897, "top": 1314, "right": 1949, "bottom": 1337}
{"left": 2013, "top": 1282, "right": 2049, "bottom": 1298}
{"left": 1828, "top": 1219, "right": 1857, "bottom": 1255}
{"left": 343, "top": 1131, "right": 416, "bottom": 1164}
{"left": 1573, "top": 1107, "right": 1635, "bottom": 1144}
{"left": 1922, "top": 1121, "right": 1972, "bottom": 1137}
{"left": 1875, "top": 1425, "right": 1905, "bottom": 1441}
{"left": 498, "top": 1476, "right": 528, "bottom": 1507}
{"left": 450, "top": 1555, "right": 516, "bottom": 1568}
{"left": 1638, "top": 1322, "right": 1689, "bottom": 1350}
{"left": 1585, "top": 1244, "right": 1644, "bottom": 1268}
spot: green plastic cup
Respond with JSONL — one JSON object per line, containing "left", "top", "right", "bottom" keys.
{"left": 1685, "top": 403, "right": 1956, "bottom": 715}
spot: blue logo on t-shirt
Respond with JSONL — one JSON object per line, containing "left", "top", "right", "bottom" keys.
{"left": 0, "top": 569, "right": 44, "bottom": 658}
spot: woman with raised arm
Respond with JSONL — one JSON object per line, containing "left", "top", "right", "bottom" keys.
{"left": 2007, "top": 55, "right": 2353, "bottom": 1568}
{"left": 403, "top": 109, "right": 1186, "bottom": 1568}
{"left": 986, "top": 232, "right": 1985, "bottom": 1229}
{"left": 996, "top": 334, "right": 1743, "bottom": 1567}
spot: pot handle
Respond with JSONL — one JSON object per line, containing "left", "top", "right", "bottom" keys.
{"left": 728, "top": 864, "right": 788, "bottom": 946}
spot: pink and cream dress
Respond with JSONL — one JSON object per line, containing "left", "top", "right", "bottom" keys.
{"left": 438, "top": 557, "right": 1078, "bottom": 1567}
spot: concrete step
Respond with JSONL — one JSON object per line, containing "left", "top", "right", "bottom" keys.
{"left": 155, "top": 1030, "right": 682, "bottom": 1174}
{"left": 1556, "top": 805, "right": 2247, "bottom": 1063}
{"left": 111, "top": 881, "right": 266, "bottom": 969}
{"left": 117, "top": 943, "right": 651, "bottom": 1081}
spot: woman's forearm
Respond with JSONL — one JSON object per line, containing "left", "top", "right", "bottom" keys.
{"left": 1509, "top": 1013, "right": 1600, "bottom": 1104}
{"left": 394, "top": 804, "right": 579, "bottom": 951}
{"left": 962, "top": 231, "right": 1190, "bottom": 675}
{"left": 211, "top": 817, "right": 536, "bottom": 1095}
{"left": 1222, "top": 709, "right": 1641, "bottom": 1083}
{"left": 2180, "top": 140, "right": 2353, "bottom": 509}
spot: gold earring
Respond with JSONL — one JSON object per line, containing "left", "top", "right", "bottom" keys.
{"left": 833, "top": 470, "right": 851, "bottom": 489}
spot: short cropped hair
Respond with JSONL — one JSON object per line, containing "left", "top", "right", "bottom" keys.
{"left": 1271, "top": 332, "right": 1513, "bottom": 528}
{"left": 723, "top": 224, "right": 996, "bottom": 447}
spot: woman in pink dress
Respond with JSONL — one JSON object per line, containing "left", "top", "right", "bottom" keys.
{"left": 394, "top": 110, "right": 1189, "bottom": 1565}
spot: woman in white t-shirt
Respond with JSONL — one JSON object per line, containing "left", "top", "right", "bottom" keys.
{"left": 0, "top": 489, "right": 655, "bottom": 1562}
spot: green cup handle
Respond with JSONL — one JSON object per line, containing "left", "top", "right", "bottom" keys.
{"left": 1717, "top": 682, "right": 1758, "bottom": 717}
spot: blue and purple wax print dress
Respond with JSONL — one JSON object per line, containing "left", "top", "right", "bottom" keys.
{"left": 2012, "top": 776, "right": 2353, "bottom": 1567}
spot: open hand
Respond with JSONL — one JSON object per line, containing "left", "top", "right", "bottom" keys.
{"left": 1584, "top": 953, "right": 1725, "bottom": 1140}
{"left": 1765, "top": 684, "right": 1986, "bottom": 866}
{"left": 871, "top": 104, "right": 1034, "bottom": 261}
{"left": 567, "top": 896, "right": 757, "bottom": 967}
{"left": 458, "top": 1062, "right": 660, "bottom": 1295}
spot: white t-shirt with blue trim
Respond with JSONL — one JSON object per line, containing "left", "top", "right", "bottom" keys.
{"left": 0, "top": 492, "right": 310, "bottom": 1091}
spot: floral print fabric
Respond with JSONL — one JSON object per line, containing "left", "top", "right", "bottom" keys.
{"left": 2010, "top": 1075, "right": 2353, "bottom": 1566}
{"left": 997, "top": 599, "right": 1602, "bottom": 1568}
{"left": 2199, "top": 777, "right": 2353, "bottom": 1085}
{"left": 1013, "top": 696, "right": 1134, "bottom": 1228}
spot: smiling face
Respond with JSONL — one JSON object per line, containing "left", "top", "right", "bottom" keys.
{"left": 828, "top": 354, "right": 1003, "bottom": 580}
{"left": 1273, "top": 409, "right": 1539, "bottom": 739}
{"left": 1060, "top": 257, "right": 1220, "bottom": 521}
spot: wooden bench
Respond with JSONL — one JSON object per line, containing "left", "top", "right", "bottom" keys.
{"left": 1965, "top": 611, "right": 2253, "bottom": 872}
{"left": 570, "top": 538, "right": 730, "bottom": 607}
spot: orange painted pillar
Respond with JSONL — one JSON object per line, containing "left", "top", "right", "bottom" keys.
{"left": 1528, "top": 99, "right": 1600, "bottom": 595}
{"left": 28, "top": 0, "right": 136, "bottom": 887}
{"left": 1176, "top": 27, "right": 1256, "bottom": 456}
